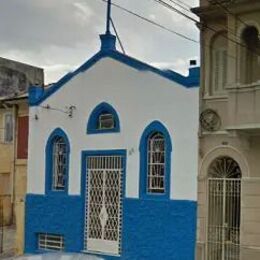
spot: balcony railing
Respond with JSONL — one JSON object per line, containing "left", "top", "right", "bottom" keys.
{"left": 226, "top": 82, "right": 260, "bottom": 133}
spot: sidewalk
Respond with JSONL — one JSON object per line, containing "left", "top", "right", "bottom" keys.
{"left": 0, "top": 225, "right": 15, "bottom": 259}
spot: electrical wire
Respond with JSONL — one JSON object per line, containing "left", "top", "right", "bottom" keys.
{"left": 152, "top": 0, "right": 260, "bottom": 57}
{"left": 207, "top": 0, "right": 251, "bottom": 28}
{"left": 166, "top": 0, "right": 192, "bottom": 13}
{"left": 100, "top": 0, "right": 242, "bottom": 61}
{"left": 101, "top": 0, "right": 199, "bottom": 44}
{"left": 39, "top": 105, "right": 69, "bottom": 115}
{"left": 166, "top": 0, "right": 237, "bottom": 36}
{"left": 153, "top": 0, "right": 199, "bottom": 23}
{"left": 172, "top": 0, "right": 192, "bottom": 9}
{"left": 110, "top": 18, "right": 126, "bottom": 54}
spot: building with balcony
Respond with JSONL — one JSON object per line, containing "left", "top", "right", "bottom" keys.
{"left": 193, "top": 1, "right": 260, "bottom": 259}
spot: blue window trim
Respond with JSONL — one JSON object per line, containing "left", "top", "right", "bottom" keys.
{"left": 80, "top": 149, "right": 127, "bottom": 256}
{"left": 45, "top": 128, "right": 70, "bottom": 195}
{"left": 87, "top": 102, "right": 120, "bottom": 134}
{"left": 139, "top": 121, "right": 172, "bottom": 200}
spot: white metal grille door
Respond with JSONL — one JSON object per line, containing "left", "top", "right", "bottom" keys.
{"left": 85, "top": 155, "right": 123, "bottom": 255}
{"left": 207, "top": 157, "right": 241, "bottom": 260}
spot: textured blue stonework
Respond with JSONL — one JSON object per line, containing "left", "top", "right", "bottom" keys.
{"left": 25, "top": 194, "right": 196, "bottom": 259}
{"left": 25, "top": 194, "right": 84, "bottom": 253}
{"left": 121, "top": 199, "right": 197, "bottom": 260}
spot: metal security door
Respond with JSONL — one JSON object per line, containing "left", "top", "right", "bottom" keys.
{"left": 207, "top": 157, "right": 241, "bottom": 260}
{"left": 85, "top": 155, "right": 123, "bottom": 255}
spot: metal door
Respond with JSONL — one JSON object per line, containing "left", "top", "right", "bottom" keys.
{"left": 84, "top": 155, "right": 123, "bottom": 255}
{"left": 207, "top": 157, "right": 241, "bottom": 260}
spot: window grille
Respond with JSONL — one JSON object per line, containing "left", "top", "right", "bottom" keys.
{"left": 147, "top": 132, "right": 165, "bottom": 193}
{"left": 3, "top": 113, "right": 14, "bottom": 143}
{"left": 38, "top": 233, "right": 64, "bottom": 251}
{"left": 52, "top": 136, "right": 67, "bottom": 191}
{"left": 98, "top": 113, "right": 115, "bottom": 130}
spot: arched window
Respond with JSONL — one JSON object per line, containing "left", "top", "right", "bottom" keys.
{"left": 139, "top": 121, "right": 172, "bottom": 199}
{"left": 240, "top": 26, "right": 260, "bottom": 84}
{"left": 211, "top": 32, "right": 228, "bottom": 95}
{"left": 147, "top": 132, "right": 165, "bottom": 193}
{"left": 87, "top": 102, "right": 120, "bottom": 134}
{"left": 45, "top": 128, "right": 70, "bottom": 194}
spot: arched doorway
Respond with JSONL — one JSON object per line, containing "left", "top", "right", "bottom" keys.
{"left": 207, "top": 156, "right": 241, "bottom": 260}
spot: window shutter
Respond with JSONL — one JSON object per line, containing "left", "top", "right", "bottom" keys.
{"left": 4, "top": 113, "right": 14, "bottom": 143}
{"left": 214, "top": 50, "right": 220, "bottom": 92}
{"left": 213, "top": 49, "right": 227, "bottom": 94}
{"left": 222, "top": 49, "right": 227, "bottom": 90}
{"left": 17, "top": 116, "right": 29, "bottom": 159}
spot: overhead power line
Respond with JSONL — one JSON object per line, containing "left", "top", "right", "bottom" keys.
{"left": 100, "top": 0, "right": 242, "bottom": 61}
{"left": 172, "top": 0, "right": 192, "bottom": 9}
{"left": 110, "top": 18, "right": 126, "bottom": 54}
{"left": 153, "top": 0, "right": 199, "bottom": 23}
{"left": 101, "top": 0, "right": 199, "bottom": 44}
{"left": 207, "top": 0, "right": 248, "bottom": 28}
{"left": 206, "top": 0, "right": 260, "bottom": 37}
{"left": 166, "top": 0, "right": 238, "bottom": 37}
{"left": 166, "top": 0, "right": 192, "bottom": 13}
{"left": 100, "top": 0, "right": 256, "bottom": 60}
{"left": 152, "top": 0, "right": 260, "bottom": 57}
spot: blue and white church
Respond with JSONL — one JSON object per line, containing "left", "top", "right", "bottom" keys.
{"left": 25, "top": 2, "right": 200, "bottom": 259}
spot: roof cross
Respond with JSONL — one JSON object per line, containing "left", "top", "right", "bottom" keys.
{"left": 106, "top": 0, "right": 112, "bottom": 34}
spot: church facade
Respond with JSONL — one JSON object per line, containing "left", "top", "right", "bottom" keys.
{"left": 24, "top": 29, "right": 200, "bottom": 259}
{"left": 193, "top": 1, "right": 260, "bottom": 259}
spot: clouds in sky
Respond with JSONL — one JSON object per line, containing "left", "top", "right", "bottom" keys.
{"left": 0, "top": 0, "right": 199, "bottom": 83}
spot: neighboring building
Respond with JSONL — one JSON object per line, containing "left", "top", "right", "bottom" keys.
{"left": 24, "top": 12, "right": 200, "bottom": 260}
{"left": 0, "top": 57, "right": 44, "bottom": 254}
{"left": 193, "top": 1, "right": 260, "bottom": 259}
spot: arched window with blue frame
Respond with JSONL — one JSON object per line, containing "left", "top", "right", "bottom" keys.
{"left": 87, "top": 102, "right": 120, "bottom": 134}
{"left": 139, "top": 121, "right": 172, "bottom": 199}
{"left": 45, "top": 128, "right": 70, "bottom": 194}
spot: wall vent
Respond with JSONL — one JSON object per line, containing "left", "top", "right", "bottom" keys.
{"left": 38, "top": 233, "right": 64, "bottom": 251}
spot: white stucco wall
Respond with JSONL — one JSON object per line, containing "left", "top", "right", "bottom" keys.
{"left": 27, "top": 57, "right": 199, "bottom": 200}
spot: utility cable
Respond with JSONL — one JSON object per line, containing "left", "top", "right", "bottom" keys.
{"left": 110, "top": 18, "right": 126, "bottom": 54}
{"left": 166, "top": 0, "right": 193, "bottom": 13}
{"left": 100, "top": 0, "right": 242, "bottom": 61}
{"left": 153, "top": 0, "right": 260, "bottom": 57}
{"left": 101, "top": 0, "right": 199, "bottom": 44}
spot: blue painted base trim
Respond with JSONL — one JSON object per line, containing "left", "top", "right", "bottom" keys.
{"left": 25, "top": 195, "right": 196, "bottom": 260}
{"left": 25, "top": 194, "right": 84, "bottom": 253}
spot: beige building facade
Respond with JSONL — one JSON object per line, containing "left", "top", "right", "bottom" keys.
{"left": 0, "top": 57, "right": 43, "bottom": 255}
{"left": 193, "top": 1, "right": 260, "bottom": 259}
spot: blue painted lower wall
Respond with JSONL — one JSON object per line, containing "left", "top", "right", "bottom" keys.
{"left": 25, "top": 195, "right": 196, "bottom": 260}
{"left": 25, "top": 194, "right": 84, "bottom": 253}
{"left": 122, "top": 199, "right": 197, "bottom": 260}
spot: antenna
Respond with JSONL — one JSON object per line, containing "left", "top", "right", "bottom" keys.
{"left": 106, "top": 0, "right": 112, "bottom": 34}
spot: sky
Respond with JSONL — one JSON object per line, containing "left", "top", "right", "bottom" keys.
{"left": 0, "top": 0, "right": 199, "bottom": 84}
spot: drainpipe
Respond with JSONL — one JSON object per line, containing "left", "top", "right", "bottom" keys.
{"left": 10, "top": 104, "right": 18, "bottom": 224}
